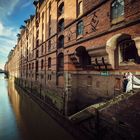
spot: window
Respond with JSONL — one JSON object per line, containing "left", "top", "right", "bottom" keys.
{"left": 48, "top": 57, "right": 51, "bottom": 68}
{"left": 49, "top": 15, "right": 51, "bottom": 24}
{"left": 42, "top": 33, "right": 44, "bottom": 42}
{"left": 42, "top": 23, "right": 44, "bottom": 31}
{"left": 41, "top": 59, "right": 44, "bottom": 69}
{"left": 77, "top": 1, "right": 83, "bottom": 16}
{"left": 42, "top": 12, "right": 44, "bottom": 21}
{"left": 58, "top": 2, "right": 64, "bottom": 17}
{"left": 36, "top": 30, "right": 39, "bottom": 38}
{"left": 36, "top": 61, "right": 38, "bottom": 72}
{"left": 111, "top": 0, "right": 124, "bottom": 20}
{"left": 76, "top": 46, "right": 91, "bottom": 68}
{"left": 49, "top": 26, "right": 51, "bottom": 36}
{"left": 58, "top": 19, "right": 64, "bottom": 32}
{"left": 119, "top": 39, "right": 140, "bottom": 63}
{"left": 77, "top": 21, "right": 84, "bottom": 36}
{"left": 36, "top": 50, "right": 39, "bottom": 58}
{"left": 48, "top": 40, "right": 51, "bottom": 52}
{"left": 41, "top": 45, "right": 44, "bottom": 54}
{"left": 36, "top": 39, "right": 39, "bottom": 47}
{"left": 57, "top": 53, "right": 64, "bottom": 71}
{"left": 49, "top": 2, "right": 51, "bottom": 11}
{"left": 32, "top": 62, "right": 34, "bottom": 69}
{"left": 58, "top": 35, "right": 64, "bottom": 48}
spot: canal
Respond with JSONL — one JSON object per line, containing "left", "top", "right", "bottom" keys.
{"left": 0, "top": 74, "right": 75, "bottom": 140}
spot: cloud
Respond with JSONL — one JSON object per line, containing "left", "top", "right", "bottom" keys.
{"left": 0, "top": 22, "right": 18, "bottom": 39}
{"left": 21, "top": 1, "right": 32, "bottom": 8}
{"left": 0, "top": 37, "right": 16, "bottom": 69}
{"left": 0, "top": 0, "right": 19, "bottom": 19}
{"left": 0, "top": 21, "right": 17, "bottom": 69}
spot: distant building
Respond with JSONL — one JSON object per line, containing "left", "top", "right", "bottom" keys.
{"left": 6, "top": 0, "right": 140, "bottom": 115}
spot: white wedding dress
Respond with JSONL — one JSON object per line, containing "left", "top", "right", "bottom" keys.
{"left": 126, "top": 72, "right": 140, "bottom": 92}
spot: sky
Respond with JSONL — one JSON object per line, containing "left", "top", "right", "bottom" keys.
{"left": 0, "top": 0, "right": 35, "bottom": 69}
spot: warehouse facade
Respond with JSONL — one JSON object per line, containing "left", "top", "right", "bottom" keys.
{"left": 6, "top": 0, "right": 140, "bottom": 115}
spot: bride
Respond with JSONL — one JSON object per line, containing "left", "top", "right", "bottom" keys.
{"left": 126, "top": 72, "right": 140, "bottom": 92}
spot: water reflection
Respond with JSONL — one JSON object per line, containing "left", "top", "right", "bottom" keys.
{"left": 0, "top": 74, "right": 74, "bottom": 140}
{"left": 0, "top": 74, "right": 21, "bottom": 140}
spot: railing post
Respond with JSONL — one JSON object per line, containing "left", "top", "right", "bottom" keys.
{"left": 95, "top": 109, "right": 100, "bottom": 140}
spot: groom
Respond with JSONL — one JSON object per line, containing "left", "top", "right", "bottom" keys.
{"left": 122, "top": 72, "right": 129, "bottom": 92}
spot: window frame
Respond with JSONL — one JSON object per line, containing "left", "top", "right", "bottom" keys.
{"left": 111, "top": 0, "right": 125, "bottom": 24}
{"left": 77, "top": 0, "right": 83, "bottom": 17}
{"left": 77, "top": 20, "right": 84, "bottom": 37}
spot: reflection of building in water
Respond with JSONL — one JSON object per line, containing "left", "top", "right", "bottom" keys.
{"left": 8, "top": 80, "right": 21, "bottom": 121}
{"left": 7, "top": 79, "right": 75, "bottom": 140}
{"left": 5, "top": 0, "right": 140, "bottom": 115}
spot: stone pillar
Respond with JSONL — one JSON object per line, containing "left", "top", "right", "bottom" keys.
{"left": 106, "top": 34, "right": 122, "bottom": 69}
{"left": 134, "top": 37, "right": 140, "bottom": 56}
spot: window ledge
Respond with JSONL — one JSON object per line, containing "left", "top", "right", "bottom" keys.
{"left": 111, "top": 16, "right": 125, "bottom": 25}
{"left": 119, "top": 61, "right": 137, "bottom": 66}
{"left": 76, "top": 34, "right": 83, "bottom": 40}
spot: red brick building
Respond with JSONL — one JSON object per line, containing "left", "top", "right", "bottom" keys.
{"left": 6, "top": 0, "right": 140, "bottom": 115}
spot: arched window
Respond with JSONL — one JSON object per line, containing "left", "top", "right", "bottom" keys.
{"left": 118, "top": 39, "right": 140, "bottom": 63}
{"left": 58, "top": 35, "right": 64, "bottom": 48}
{"left": 77, "top": 21, "right": 84, "bottom": 36}
{"left": 48, "top": 57, "right": 51, "bottom": 69}
{"left": 41, "top": 59, "right": 44, "bottom": 69}
{"left": 111, "top": 0, "right": 124, "bottom": 20}
{"left": 48, "top": 40, "right": 51, "bottom": 52}
{"left": 36, "top": 61, "right": 38, "bottom": 72}
{"left": 36, "top": 50, "right": 39, "bottom": 58}
{"left": 58, "top": 2, "right": 64, "bottom": 17}
{"left": 77, "top": 1, "right": 83, "bottom": 16}
{"left": 58, "top": 18, "right": 64, "bottom": 32}
{"left": 57, "top": 53, "right": 64, "bottom": 71}
{"left": 76, "top": 46, "right": 91, "bottom": 67}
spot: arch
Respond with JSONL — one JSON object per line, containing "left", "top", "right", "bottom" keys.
{"left": 36, "top": 60, "right": 38, "bottom": 72}
{"left": 48, "top": 57, "right": 51, "bottom": 69}
{"left": 58, "top": 18, "right": 64, "bottom": 32}
{"left": 58, "top": 35, "right": 64, "bottom": 48}
{"left": 58, "top": 2, "right": 64, "bottom": 17}
{"left": 57, "top": 53, "right": 64, "bottom": 71}
{"left": 75, "top": 46, "right": 91, "bottom": 67}
{"left": 41, "top": 59, "right": 44, "bottom": 69}
{"left": 106, "top": 33, "right": 140, "bottom": 69}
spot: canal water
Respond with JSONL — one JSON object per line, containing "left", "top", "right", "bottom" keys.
{"left": 0, "top": 74, "right": 74, "bottom": 140}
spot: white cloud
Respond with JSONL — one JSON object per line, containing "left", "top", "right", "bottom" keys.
{"left": 21, "top": 1, "right": 32, "bottom": 8}
{"left": 0, "top": 21, "right": 18, "bottom": 39}
{"left": 0, "top": 0, "right": 19, "bottom": 19}
{"left": 0, "top": 37, "right": 16, "bottom": 69}
{"left": 0, "top": 22, "right": 18, "bottom": 69}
